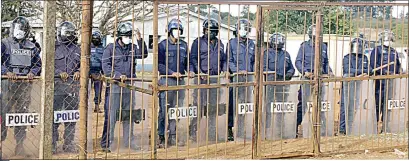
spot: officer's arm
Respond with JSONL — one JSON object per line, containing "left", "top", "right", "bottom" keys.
{"left": 324, "top": 46, "right": 333, "bottom": 74}
{"left": 75, "top": 47, "right": 81, "bottom": 73}
{"left": 285, "top": 52, "right": 295, "bottom": 78}
{"left": 370, "top": 47, "right": 379, "bottom": 72}
{"left": 102, "top": 45, "right": 121, "bottom": 78}
{"left": 219, "top": 43, "right": 227, "bottom": 72}
{"left": 158, "top": 42, "right": 174, "bottom": 75}
{"left": 295, "top": 44, "right": 306, "bottom": 74}
{"left": 1, "top": 42, "right": 7, "bottom": 74}
{"left": 189, "top": 40, "right": 199, "bottom": 73}
{"left": 227, "top": 42, "right": 237, "bottom": 73}
{"left": 395, "top": 50, "right": 401, "bottom": 74}
{"left": 135, "top": 39, "right": 148, "bottom": 59}
{"left": 262, "top": 50, "right": 269, "bottom": 72}
{"left": 364, "top": 56, "right": 372, "bottom": 75}
{"left": 30, "top": 48, "right": 42, "bottom": 76}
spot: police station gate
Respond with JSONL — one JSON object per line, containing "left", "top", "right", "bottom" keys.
{"left": 0, "top": 0, "right": 408, "bottom": 160}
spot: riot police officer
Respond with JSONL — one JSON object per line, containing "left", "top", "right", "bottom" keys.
{"left": 226, "top": 19, "right": 255, "bottom": 141}
{"left": 339, "top": 37, "right": 372, "bottom": 135}
{"left": 295, "top": 24, "right": 333, "bottom": 137}
{"left": 370, "top": 30, "right": 401, "bottom": 133}
{"left": 90, "top": 29, "right": 104, "bottom": 113}
{"left": 157, "top": 18, "right": 191, "bottom": 148}
{"left": 1, "top": 16, "right": 42, "bottom": 156}
{"left": 101, "top": 21, "right": 148, "bottom": 152}
{"left": 189, "top": 18, "right": 227, "bottom": 142}
{"left": 53, "top": 21, "right": 81, "bottom": 153}
{"left": 263, "top": 33, "right": 295, "bottom": 138}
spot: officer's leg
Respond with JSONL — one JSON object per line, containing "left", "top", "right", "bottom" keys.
{"left": 301, "top": 80, "right": 312, "bottom": 137}
{"left": 319, "top": 84, "right": 327, "bottom": 136}
{"left": 93, "top": 80, "right": 102, "bottom": 112}
{"left": 189, "top": 87, "right": 199, "bottom": 140}
{"left": 1, "top": 80, "right": 11, "bottom": 142}
{"left": 100, "top": 86, "right": 110, "bottom": 149}
{"left": 167, "top": 90, "right": 178, "bottom": 145}
{"left": 121, "top": 92, "right": 137, "bottom": 149}
{"left": 339, "top": 81, "right": 346, "bottom": 134}
{"left": 274, "top": 85, "right": 285, "bottom": 138}
{"left": 53, "top": 94, "right": 65, "bottom": 153}
{"left": 265, "top": 85, "right": 274, "bottom": 130}
{"left": 14, "top": 82, "right": 32, "bottom": 155}
{"left": 158, "top": 91, "right": 167, "bottom": 146}
{"left": 383, "top": 79, "right": 394, "bottom": 132}
{"left": 374, "top": 79, "right": 381, "bottom": 124}
{"left": 108, "top": 92, "right": 120, "bottom": 150}
{"left": 295, "top": 85, "right": 303, "bottom": 137}
{"left": 63, "top": 92, "right": 78, "bottom": 152}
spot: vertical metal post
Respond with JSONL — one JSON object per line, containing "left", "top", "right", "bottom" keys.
{"left": 312, "top": 10, "right": 323, "bottom": 155}
{"left": 151, "top": 0, "right": 159, "bottom": 159}
{"left": 79, "top": 0, "right": 93, "bottom": 159}
{"left": 39, "top": 0, "right": 56, "bottom": 159}
{"left": 252, "top": 5, "right": 263, "bottom": 159}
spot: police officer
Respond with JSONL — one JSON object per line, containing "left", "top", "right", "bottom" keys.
{"left": 339, "top": 37, "right": 372, "bottom": 135}
{"left": 101, "top": 21, "right": 148, "bottom": 152}
{"left": 370, "top": 30, "right": 401, "bottom": 133}
{"left": 295, "top": 24, "right": 333, "bottom": 137}
{"left": 53, "top": 21, "right": 81, "bottom": 153}
{"left": 189, "top": 18, "right": 227, "bottom": 142}
{"left": 1, "top": 16, "right": 41, "bottom": 156}
{"left": 157, "top": 18, "right": 191, "bottom": 148}
{"left": 263, "top": 33, "right": 295, "bottom": 137}
{"left": 226, "top": 19, "right": 255, "bottom": 141}
{"left": 90, "top": 29, "right": 104, "bottom": 113}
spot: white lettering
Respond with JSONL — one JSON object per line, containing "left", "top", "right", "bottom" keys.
{"left": 271, "top": 102, "right": 295, "bottom": 113}
{"left": 387, "top": 99, "right": 406, "bottom": 110}
{"left": 238, "top": 103, "right": 254, "bottom": 115}
{"left": 54, "top": 110, "right": 80, "bottom": 123}
{"left": 11, "top": 49, "right": 31, "bottom": 56}
{"left": 168, "top": 106, "right": 198, "bottom": 120}
{"left": 307, "top": 102, "right": 332, "bottom": 112}
{"left": 6, "top": 113, "right": 40, "bottom": 127}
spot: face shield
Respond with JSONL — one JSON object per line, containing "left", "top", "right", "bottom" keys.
{"left": 12, "top": 24, "right": 27, "bottom": 40}
{"left": 60, "top": 26, "right": 76, "bottom": 42}
{"left": 351, "top": 40, "right": 364, "bottom": 54}
{"left": 382, "top": 33, "right": 394, "bottom": 47}
{"left": 237, "top": 23, "right": 250, "bottom": 38}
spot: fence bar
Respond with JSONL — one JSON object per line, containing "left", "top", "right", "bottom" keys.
{"left": 39, "top": 0, "right": 56, "bottom": 159}
{"left": 312, "top": 9, "right": 323, "bottom": 155}
{"left": 253, "top": 5, "right": 263, "bottom": 159}
{"left": 151, "top": 0, "right": 159, "bottom": 159}
{"left": 78, "top": 0, "right": 93, "bottom": 159}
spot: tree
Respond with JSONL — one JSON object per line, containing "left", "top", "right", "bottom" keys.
{"left": 1, "top": 0, "right": 41, "bottom": 37}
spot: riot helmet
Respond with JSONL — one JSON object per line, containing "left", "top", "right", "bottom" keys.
{"left": 57, "top": 21, "right": 77, "bottom": 43}
{"left": 167, "top": 18, "right": 183, "bottom": 39}
{"left": 235, "top": 19, "right": 252, "bottom": 38}
{"left": 350, "top": 37, "right": 366, "bottom": 55}
{"left": 92, "top": 29, "right": 103, "bottom": 46}
{"left": 203, "top": 18, "right": 219, "bottom": 40}
{"left": 378, "top": 29, "right": 395, "bottom": 47}
{"left": 117, "top": 21, "right": 133, "bottom": 45}
{"left": 10, "top": 16, "right": 31, "bottom": 40}
{"left": 269, "top": 33, "right": 286, "bottom": 50}
{"left": 307, "top": 24, "right": 316, "bottom": 40}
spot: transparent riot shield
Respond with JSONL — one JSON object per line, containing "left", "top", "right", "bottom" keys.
{"left": 384, "top": 78, "right": 407, "bottom": 134}
{"left": 232, "top": 74, "right": 254, "bottom": 140}
{"left": 261, "top": 76, "right": 298, "bottom": 140}
{"left": 188, "top": 76, "right": 229, "bottom": 146}
{"left": 1, "top": 79, "right": 41, "bottom": 158}
{"left": 131, "top": 80, "right": 150, "bottom": 151}
{"left": 301, "top": 78, "right": 335, "bottom": 138}
{"left": 343, "top": 79, "right": 377, "bottom": 136}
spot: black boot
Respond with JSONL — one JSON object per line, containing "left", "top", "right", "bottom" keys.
{"left": 158, "top": 135, "right": 166, "bottom": 148}
{"left": 228, "top": 127, "right": 234, "bottom": 141}
{"left": 168, "top": 135, "right": 176, "bottom": 147}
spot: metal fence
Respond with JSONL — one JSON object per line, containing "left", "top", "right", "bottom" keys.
{"left": 0, "top": 0, "right": 408, "bottom": 159}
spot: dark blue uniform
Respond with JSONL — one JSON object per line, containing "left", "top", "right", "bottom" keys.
{"left": 295, "top": 40, "right": 332, "bottom": 135}
{"left": 90, "top": 44, "right": 104, "bottom": 106}
{"left": 226, "top": 38, "right": 255, "bottom": 129}
{"left": 100, "top": 38, "right": 148, "bottom": 150}
{"left": 1, "top": 37, "right": 41, "bottom": 144}
{"left": 339, "top": 53, "right": 372, "bottom": 134}
{"left": 189, "top": 35, "right": 227, "bottom": 140}
{"left": 157, "top": 39, "right": 189, "bottom": 137}
{"left": 370, "top": 45, "right": 400, "bottom": 131}
{"left": 263, "top": 48, "right": 295, "bottom": 133}
{"left": 53, "top": 41, "right": 81, "bottom": 151}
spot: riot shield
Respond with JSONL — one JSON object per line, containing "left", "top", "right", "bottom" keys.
{"left": 1, "top": 79, "right": 41, "bottom": 158}
{"left": 261, "top": 78, "right": 298, "bottom": 140}
{"left": 343, "top": 80, "right": 377, "bottom": 136}
{"left": 384, "top": 78, "right": 407, "bottom": 134}
{"left": 301, "top": 78, "right": 335, "bottom": 138}
{"left": 232, "top": 74, "right": 254, "bottom": 140}
{"left": 189, "top": 76, "right": 229, "bottom": 145}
